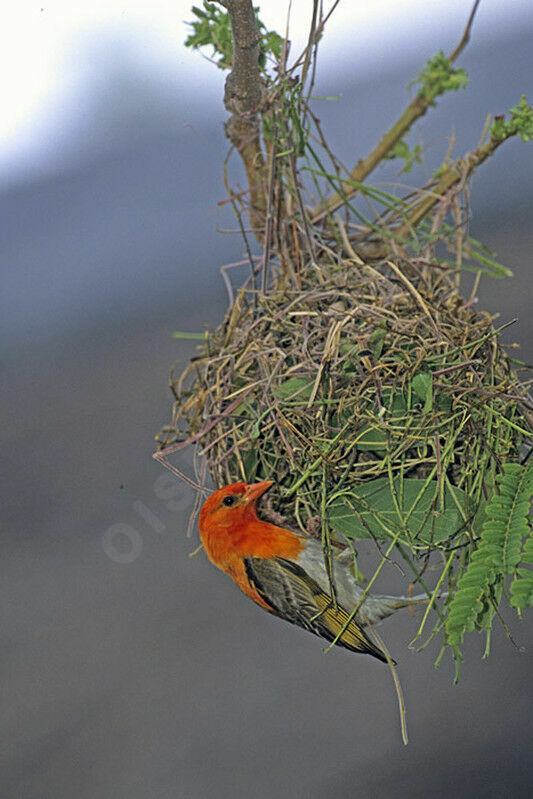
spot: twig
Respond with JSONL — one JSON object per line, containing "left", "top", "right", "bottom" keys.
{"left": 354, "top": 128, "right": 518, "bottom": 260}
{"left": 311, "top": 0, "right": 482, "bottom": 223}
{"left": 394, "top": 133, "right": 509, "bottom": 238}
{"left": 448, "top": 0, "right": 482, "bottom": 63}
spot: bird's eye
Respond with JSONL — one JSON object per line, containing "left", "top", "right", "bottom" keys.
{"left": 222, "top": 495, "right": 236, "bottom": 507}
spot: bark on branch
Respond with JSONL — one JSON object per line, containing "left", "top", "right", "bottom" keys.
{"left": 220, "top": 0, "right": 268, "bottom": 237}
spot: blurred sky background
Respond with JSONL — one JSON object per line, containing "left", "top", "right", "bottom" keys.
{"left": 2, "top": 2, "right": 533, "bottom": 798}
{"left": 2, "top": 0, "right": 533, "bottom": 183}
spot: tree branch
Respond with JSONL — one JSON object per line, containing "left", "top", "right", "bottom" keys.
{"left": 394, "top": 131, "right": 507, "bottom": 239}
{"left": 311, "top": 0, "right": 481, "bottom": 223}
{"left": 220, "top": 0, "right": 268, "bottom": 236}
{"left": 354, "top": 126, "right": 516, "bottom": 260}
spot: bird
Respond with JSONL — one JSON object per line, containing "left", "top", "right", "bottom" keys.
{"left": 199, "top": 480, "right": 433, "bottom": 663}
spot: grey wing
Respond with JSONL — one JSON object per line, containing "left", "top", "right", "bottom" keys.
{"left": 243, "top": 556, "right": 387, "bottom": 662}
{"left": 244, "top": 556, "right": 321, "bottom": 630}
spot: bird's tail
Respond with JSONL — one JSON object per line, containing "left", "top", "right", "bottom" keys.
{"left": 360, "top": 591, "right": 447, "bottom": 626}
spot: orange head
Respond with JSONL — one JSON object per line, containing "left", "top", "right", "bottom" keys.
{"left": 199, "top": 480, "right": 273, "bottom": 536}
{"left": 198, "top": 480, "right": 302, "bottom": 568}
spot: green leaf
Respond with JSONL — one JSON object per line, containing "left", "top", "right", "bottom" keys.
{"left": 241, "top": 447, "right": 258, "bottom": 481}
{"left": 354, "top": 425, "right": 388, "bottom": 451}
{"left": 349, "top": 390, "right": 407, "bottom": 451}
{"left": 411, "top": 51, "right": 469, "bottom": 105}
{"left": 328, "top": 477, "right": 468, "bottom": 544}
{"left": 510, "top": 569, "right": 533, "bottom": 610}
{"left": 368, "top": 326, "right": 386, "bottom": 359}
{"left": 491, "top": 95, "right": 533, "bottom": 143}
{"left": 468, "top": 249, "right": 514, "bottom": 278}
{"left": 263, "top": 31, "right": 283, "bottom": 60}
{"left": 274, "top": 377, "right": 313, "bottom": 399}
{"left": 510, "top": 506, "right": 533, "bottom": 610}
{"left": 385, "top": 139, "right": 422, "bottom": 173}
{"left": 185, "top": 1, "right": 234, "bottom": 70}
{"left": 446, "top": 462, "right": 533, "bottom": 645}
{"left": 185, "top": 0, "right": 283, "bottom": 73}
{"left": 412, "top": 371, "right": 433, "bottom": 413}
{"left": 497, "top": 463, "right": 533, "bottom": 574}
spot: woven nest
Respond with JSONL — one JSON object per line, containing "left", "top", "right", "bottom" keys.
{"left": 157, "top": 247, "right": 531, "bottom": 555}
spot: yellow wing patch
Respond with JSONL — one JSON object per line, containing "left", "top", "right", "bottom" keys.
{"left": 312, "top": 592, "right": 388, "bottom": 662}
